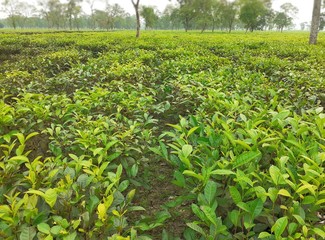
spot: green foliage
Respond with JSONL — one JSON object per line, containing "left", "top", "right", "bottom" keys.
{"left": 1, "top": 31, "right": 325, "bottom": 239}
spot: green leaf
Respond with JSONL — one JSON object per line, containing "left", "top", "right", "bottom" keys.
{"left": 191, "top": 204, "right": 206, "bottom": 221}
{"left": 183, "top": 170, "right": 204, "bottom": 181}
{"left": 233, "top": 151, "right": 261, "bottom": 168}
{"left": 97, "top": 203, "right": 106, "bottom": 221}
{"left": 93, "top": 148, "right": 103, "bottom": 156}
{"left": 272, "top": 110, "right": 290, "bottom": 121}
{"left": 106, "top": 152, "right": 121, "bottom": 161}
{"left": 186, "top": 222, "right": 206, "bottom": 237}
{"left": 44, "top": 189, "right": 57, "bottom": 208}
{"left": 50, "top": 226, "right": 62, "bottom": 235}
{"left": 210, "top": 169, "right": 235, "bottom": 176}
{"left": 230, "top": 210, "right": 240, "bottom": 226}
{"left": 268, "top": 187, "right": 279, "bottom": 203}
{"left": 187, "top": 126, "right": 199, "bottom": 137}
{"left": 285, "top": 139, "right": 305, "bottom": 153}
{"left": 271, "top": 216, "right": 288, "bottom": 239}
{"left": 288, "top": 223, "right": 298, "bottom": 235}
{"left": 237, "top": 202, "right": 250, "bottom": 213}
{"left": 159, "top": 141, "right": 168, "bottom": 160}
{"left": 8, "top": 155, "right": 29, "bottom": 163}
{"left": 26, "top": 190, "right": 45, "bottom": 198}
{"left": 118, "top": 180, "right": 130, "bottom": 192}
{"left": 37, "top": 223, "right": 50, "bottom": 234}
{"left": 127, "top": 189, "right": 136, "bottom": 203}
{"left": 128, "top": 206, "right": 146, "bottom": 211}
{"left": 44, "top": 236, "right": 53, "bottom": 240}
{"left": 172, "top": 170, "right": 185, "bottom": 187}
{"left": 63, "top": 231, "right": 77, "bottom": 240}
{"left": 278, "top": 189, "right": 291, "bottom": 198}
{"left": 167, "top": 123, "right": 182, "bottom": 131}
{"left": 26, "top": 132, "right": 39, "bottom": 141}
{"left": 105, "top": 140, "right": 119, "bottom": 150}
{"left": 292, "top": 214, "right": 305, "bottom": 225}
{"left": 201, "top": 205, "right": 217, "bottom": 226}
{"left": 204, "top": 181, "right": 217, "bottom": 206}
{"left": 87, "top": 195, "right": 100, "bottom": 214}
{"left": 105, "top": 194, "right": 114, "bottom": 209}
{"left": 258, "top": 232, "right": 272, "bottom": 238}
{"left": 20, "top": 226, "right": 36, "bottom": 240}
{"left": 248, "top": 198, "right": 263, "bottom": 218}
{"left": 313, "top": 228, "right": 325, "bottom": 239}
{"left": 234, "top": 140, "right": 252, "bottom": 151}
{"left": 182, "top": 144, "right": 193, "bottom": 158}
{"left": 269, "top": 165, "right": 286, "bottom": 185}
{"left": 15, "top": 133, "right": 25, "bottom": 145}
{"left": 229, "top": 186, "right": 242, "bottom": 204}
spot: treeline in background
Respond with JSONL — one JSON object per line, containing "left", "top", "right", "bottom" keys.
{"left": 0, "top": 0, "right": 324, "bottom": 32}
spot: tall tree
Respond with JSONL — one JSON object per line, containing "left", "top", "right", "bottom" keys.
{"left": 273, "top": 2, "right": 298, "bottom": 32}
{"left": 309, "top": 0, "right": 322, "bottom": 44}
{"left": 140, "top": 6, "right": 158, "bottom": 29}
{"left": 39, "top": 0, "right": 65, "bottom": 29}
{"left": 239, "top": 0, "right": 268, "bottom": 32}
{"left": 273, "top": 12, "right": 290, "bottom": 32}
{"left": 106, "top": 3, "right": 126, "bottom": 30}
{"left": 220, "top": 0, "right": 238, "bottom": 33}
{"left": 86, "top": 0, "right": 102, "bottom": 29}
{"left": 131, "top": 0, "right": 140, "bottom": 37}
{"left": 193, "top": 0, "right": 215, "bottom": 33}
{"left": 66, "top": 0, "right": 83, "bottom": 30}
{"left": 1, "top": 0, "right": 25, "bottom": 29}
{"left": 176, "top": 0, "right": 197, "bottom": 32}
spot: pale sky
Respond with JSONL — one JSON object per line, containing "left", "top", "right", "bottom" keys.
{"left": 105, "top": 0, "right": 313, "bottom": 24}
{"left": 0, "top": 0, "right": 315, "bottom": 26}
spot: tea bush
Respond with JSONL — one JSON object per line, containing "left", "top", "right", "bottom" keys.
{"left": 0, "top": 31, "right": 324, "bottom": 239}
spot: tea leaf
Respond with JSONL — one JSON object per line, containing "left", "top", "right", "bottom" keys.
{"left": 237, "top": 202, "right": 250, "bottom": 213}
{"left": 269, "top": 165, "right": 286, "bottom": 185}
{"left": 271, "top": 216, "right": 288, "bottom": 239}
{"left": 187, "top": 126, "right": 199, "bottom": 137}
{"left": 182, "top": 144, "right": 193, "bottom": 158}
{"left": 233, "top": 151, "right": 261, "bottom": 168}
{"left": 278, "top": 189, "right": 291, "bottom": 198}
{"left": 186, "top": 222, "right": 206, "bottom": 237}
{"left": 37, "top": 223, "right": 50, "bottom": 234}
{"left": 8, "top": 155, "right": 29, "bottom": 163}
{"left": 126, "top": 189, "right": 136, "bottom": 203}
{"left": 183, "top": 170, "right": 204, "bottom": 181}
{"left": 204, "top": 181, "right": 217, "bottom": 206}
{"left": 258, "top": 232, "right": 272, "bottom": 238}
{"left": 20, "top": 226, "right": 36, "bottom": 240}
{"left": 87, "top": 195, "right": 100, "bottom": 214}
{"left": 201, "top": 206, "right": 217, "bottom": 226}
{"left": 234, "top": 140, "right": 251, "bottom": 151}
{"left": 248, "top": 198, "right": 263, "bottom": 218}
{"left": 97, "top": 203, "right": 106, "bottom": 221}
{"left": 191, "top": 204, "right": 205, "bottom": 221}
{"left": 210, "top": 169, "right": 235, "bottom": 176}
{"left": 229, "top": 186, "right": 242, "bottom": 204}
{"left": 313, "top": 228, "right": 325, "bottom": 239}
{"left": 44, "top": 188, "right": 57, "bottom": 208}
{"left": 63, "top": 231, "right": 77, "bottom": 240}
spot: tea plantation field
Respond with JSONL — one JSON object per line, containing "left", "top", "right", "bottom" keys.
{"left": 0, "top": 31, "right": 324, "bottom": 240}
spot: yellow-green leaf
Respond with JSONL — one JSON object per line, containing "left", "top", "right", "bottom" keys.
{"left": 97, "top": 203, "right": 106, "bottom": 221}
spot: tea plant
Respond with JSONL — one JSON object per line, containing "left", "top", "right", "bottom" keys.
{"left": 0, "top": 30, "right": 324, "bottom": 239}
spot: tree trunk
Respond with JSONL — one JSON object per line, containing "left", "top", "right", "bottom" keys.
{"left": 69, "top": 14, "right": 72, "bottom": 30}
{"left": 131, "top": 0, "right": 140, "bottom": 38}
{"left": 201, "top": 23, "right": 207, "bottom": 33}
{"left": 309, "top": 0, "right": 322, "bottom": 44}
